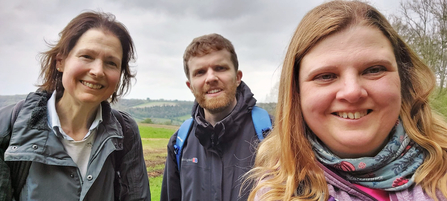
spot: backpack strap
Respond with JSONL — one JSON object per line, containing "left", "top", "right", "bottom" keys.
{"left": 173, "top": 106, "right": 272, "bottom": 171}
{"left": 111, "top": 109, "right": 128, "bottom": 201}
{"left": 174, "top": 118, "right": 193, "bottom": 170}
{"left": 251, "top": 106, "right": 272, "bottom": 140}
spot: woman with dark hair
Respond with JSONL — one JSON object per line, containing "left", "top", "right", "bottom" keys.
{"left": 0, "top": 11, "right": 150, "bottom": 200}
{"left": 246, "top": 1, "right": 447, "bottom": 200}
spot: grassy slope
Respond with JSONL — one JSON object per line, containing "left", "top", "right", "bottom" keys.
{"left": 140, "top": 124, "right": 178, "bottom": 201}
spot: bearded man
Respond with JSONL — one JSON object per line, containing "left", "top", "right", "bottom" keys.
{"left": 161, "top": 33, "right": 270, "bottom": 201}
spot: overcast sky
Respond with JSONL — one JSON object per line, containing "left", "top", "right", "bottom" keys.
{"left": 0, "top": 0, "right": 401, "bottom": 102}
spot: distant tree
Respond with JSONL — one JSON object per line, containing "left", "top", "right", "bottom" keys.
{"left": 141, "top": 118, "right": 153, "bottom": 124}
{"left": 163, "top": 120, "right": 173, "bottom": 125}
{"left": 390, "top": 0, "right": 447, "bottom": 91}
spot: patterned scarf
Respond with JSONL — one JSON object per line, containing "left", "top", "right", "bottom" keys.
{"left": 309, "top": 119, "right": 425, "bottom": 191}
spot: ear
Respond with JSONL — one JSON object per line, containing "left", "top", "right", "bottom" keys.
{"left": 56, "top": 53, "right": 64, "bottom": 72}
{"left": 186, "top": 80, "right": 193, "bottom": 93}
{"left": 236, "top": 70, "right": 243, "bottom": 86}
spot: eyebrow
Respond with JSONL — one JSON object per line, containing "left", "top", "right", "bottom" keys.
{"left": 77, "top": 48, "right": 121, "bottom": 62}
{"left": 360, "top": 59, "right": 394, "bottom": 67}
{"left": 304, "top": 65, "right": 338, "bottom": 79}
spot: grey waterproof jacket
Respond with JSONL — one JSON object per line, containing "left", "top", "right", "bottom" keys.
{"left": 0, "top": 91, "right": 150, "bottom": 201}
{"left": 161, "top": 81, "right": 268, "bottom": 201}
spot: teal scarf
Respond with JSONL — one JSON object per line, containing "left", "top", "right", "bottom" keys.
{"left": 309, "top": 119, "right": 425, "bottom": 191}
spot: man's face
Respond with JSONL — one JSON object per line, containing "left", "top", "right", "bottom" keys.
{"left": 186, "top": 49, "right": 242, "bottom": 114}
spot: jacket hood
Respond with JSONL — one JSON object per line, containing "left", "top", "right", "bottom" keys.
{"left": 191, "top": 81, "right": 257, "bottom": 149}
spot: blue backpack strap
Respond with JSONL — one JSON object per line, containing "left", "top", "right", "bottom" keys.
{"left": 251, "top": 106, "right": 272, "bottom": 140}
{"left": 174, "top": 118, "right": 193, "bottom": 170}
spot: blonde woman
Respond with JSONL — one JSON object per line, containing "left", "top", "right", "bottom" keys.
{"left": 246, "top": 1, "right": 447, "bottom": 200}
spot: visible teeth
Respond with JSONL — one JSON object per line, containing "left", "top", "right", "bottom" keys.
{"left": 337, "top": 111, "right": 367, "bottom": 119}
{"left": 208, "top": 89, "right": 221, "bottom": 94}
{"left": 82, "top": 81, "right": 102, "bottom": 89}
{"left": 348, "top": 113, "right": 354, "bottom": 119}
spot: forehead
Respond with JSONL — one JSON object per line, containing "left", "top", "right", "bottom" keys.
{"left": 300, "top": 25, "right": 395, "bottom": 72}
{"left": 187, "top": 49, "right": 233, "bottom": 70}
{"left": 71, "top": 29, "right": 123, "bottom": 58}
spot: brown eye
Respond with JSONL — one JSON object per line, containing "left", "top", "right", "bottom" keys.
{"left": 106, "top": 61, "right": 117, "bottom": 67}
{"left": 81, "top": 55, "right": 92, "bottom": 59}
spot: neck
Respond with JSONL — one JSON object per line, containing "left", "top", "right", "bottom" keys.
{"left": 56, "top": 97, "right": 99, "bottom": 141}
{"left": 204, "top": 98, "right": 237, "bottom": 126}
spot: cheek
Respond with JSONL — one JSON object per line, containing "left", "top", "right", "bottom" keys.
{"left": 373, "top": 76, "right": 401, "bottom": 108}
{"left": 191, "top": 78, "right": 204, "bottom": 91}
{"left": 60, "top": 69, "right": 78, "bottom": 87}
{"left": 110, "top": 72, "right": 121, "bottom": 86}
{"left": 300, "top": 84, "right": 333, "bottom": 117}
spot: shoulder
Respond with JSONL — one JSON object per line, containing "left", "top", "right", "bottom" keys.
{"left": 393, "top": 184, "right": 447, "bottom": 201}
{"left": 110, "top": 109, "right": 138, "bottom": 131}
{"left": 166, "top": 131, "right": 178, "bottom": 153}
{"left": 0, "top": 103, "right": 15, "bottom": 138}
{"left": 118, "top": 110, "right": 138, "bottom": 127}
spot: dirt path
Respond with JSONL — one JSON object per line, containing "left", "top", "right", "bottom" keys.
{"left": 143, "top": 138, "right": 169, "bottom": 178}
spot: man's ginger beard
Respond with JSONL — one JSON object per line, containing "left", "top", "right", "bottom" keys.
{"left": 193, "top": 81, "right": 238, "bottom": 114}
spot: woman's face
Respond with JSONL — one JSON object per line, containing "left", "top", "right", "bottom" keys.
{"left": 57, "top": 28, "right": 122, "bottom": 106}
{"left": 299, "top": 25, "right": 401, "bottom": 158}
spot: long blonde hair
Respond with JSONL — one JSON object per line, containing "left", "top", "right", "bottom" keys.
{"left": 246, "top": 1, "right": 447, "bottom": 200}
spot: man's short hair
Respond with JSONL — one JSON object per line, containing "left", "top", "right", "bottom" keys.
{"left": 183, "top": 33, "right": 238, "bottom": 79}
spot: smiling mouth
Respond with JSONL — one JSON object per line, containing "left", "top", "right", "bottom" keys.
{"left": 207, "top": 89, "right": 222, "bottom": 94}
{"left": 333, "top": 110, "right": 372, "bottom": 119}
{"left": 81, "top": 81, "right": 103, "bottom": 89}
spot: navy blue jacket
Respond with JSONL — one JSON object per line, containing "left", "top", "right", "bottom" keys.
{"left": 161, "top": 82, "right": 267, "bottom": 201}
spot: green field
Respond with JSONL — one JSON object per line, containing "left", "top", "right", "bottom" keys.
{"left": 140, "top": 124, "right": 178, "bottom": 201}
{"left": 139, "top": 125, "right": 176, "bottom": 138}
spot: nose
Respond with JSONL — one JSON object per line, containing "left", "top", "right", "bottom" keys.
{"left": 89, "top": 60, "right": 105, "bottom": 77}
{"left": 336, "top": 75, "right": 367, "bottom": 103}
{"left": 205, "top": 69, "right": 218, "bottom": 84}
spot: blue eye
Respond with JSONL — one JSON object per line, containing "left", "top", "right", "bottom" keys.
{"left": 194, "top": 70, "right": 206, "bottom": 76}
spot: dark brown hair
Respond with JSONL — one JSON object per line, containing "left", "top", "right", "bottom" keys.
{"left": 38, "top": 11, "right": 136, "bottom": 103}
{"left": 183, "top": 33, "right": 238, "bottom": 79}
